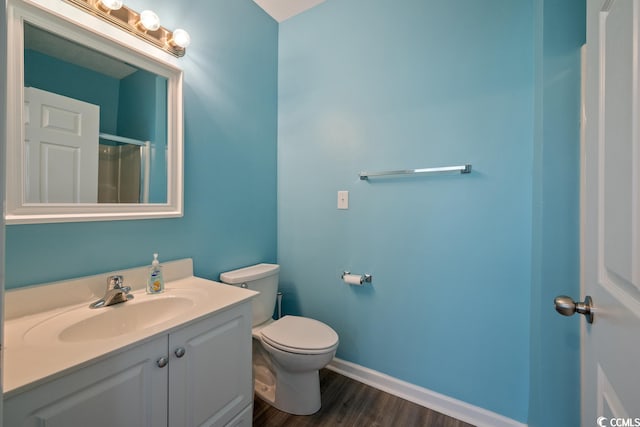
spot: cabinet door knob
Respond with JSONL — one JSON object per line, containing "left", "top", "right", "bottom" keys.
{"left": 174, "top": 347, "right": 186, "bottom": 358}
{"left": 156, "top": 356, "right": 168, "bottom": 368}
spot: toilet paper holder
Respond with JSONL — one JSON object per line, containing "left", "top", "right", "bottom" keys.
{"left": 341, "top": 271, "right": 373, "bottom": 285}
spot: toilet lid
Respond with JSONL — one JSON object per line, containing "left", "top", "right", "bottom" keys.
{"left": 260, "top": 315, "right": 339, "bottom": 354}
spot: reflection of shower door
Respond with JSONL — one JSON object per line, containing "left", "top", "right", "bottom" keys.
{"left": 97, "top": 134, "right": 149, "bottom": 203}
{"left": 98, "top": 143, "right": 142, "bottom": 203}
{"left": 24, "top": 87, "right": 99, "bottom": 203}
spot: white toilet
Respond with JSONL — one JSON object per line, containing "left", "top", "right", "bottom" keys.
{"left": 220, "top": 263, "right": 339, "bottom": 415}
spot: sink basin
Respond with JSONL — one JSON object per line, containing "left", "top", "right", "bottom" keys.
{"left": 24, "top": 294, "right": 195, "bottom": 345}
{"left": 61, "top": 297, "right": 193, "bottom": 342}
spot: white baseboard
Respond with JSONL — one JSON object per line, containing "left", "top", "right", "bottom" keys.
{"left": 326, "top": 358, "right": 527, "bottom": 427}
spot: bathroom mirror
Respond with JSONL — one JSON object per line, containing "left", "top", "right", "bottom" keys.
{"left": 5, "top": 0, "right": 184, "bottom": 224}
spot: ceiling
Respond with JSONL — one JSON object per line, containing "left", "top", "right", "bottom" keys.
{"left": 253, "top": 0, "right": 325, "bottom": 22}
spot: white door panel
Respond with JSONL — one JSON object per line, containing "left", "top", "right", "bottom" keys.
{"left": 24, "top": 87, "right": 99, "bottom": 203}
{"left": 584, "top": 0, "right": 640, "bottom": 425}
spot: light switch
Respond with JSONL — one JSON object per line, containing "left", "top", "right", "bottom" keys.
{"left": 337, "top": 191, "right": 349, "bottom": 209}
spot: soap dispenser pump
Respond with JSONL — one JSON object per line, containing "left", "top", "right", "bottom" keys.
{"left": 147, "top": 253, "right": 165, "bottom": 294}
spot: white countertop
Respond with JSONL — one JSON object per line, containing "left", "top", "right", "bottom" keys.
{"left": 3, "top": 260, "right": 257, "bottom": 397}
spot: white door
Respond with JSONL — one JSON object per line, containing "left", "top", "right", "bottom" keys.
{"left": 24, "top": 87, "right": 99, "bottom": 203}
{"left": 582, "top": 0, "right": 640, "bottom": 425}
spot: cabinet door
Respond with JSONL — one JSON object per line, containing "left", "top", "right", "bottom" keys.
{"left": 169, "top": 302, "right": 253, "bottom": 427}
{"left": 4, "top": 336, "right": 168, "bottom": 427}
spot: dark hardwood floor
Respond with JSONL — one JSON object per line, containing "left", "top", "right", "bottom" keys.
{"left": 253, "top": 369, "right": 475, "bottom": 427}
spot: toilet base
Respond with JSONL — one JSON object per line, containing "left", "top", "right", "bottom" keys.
{"left": 254, "top": 371, "right": 321, "bottom": 415}
{"left": 270, "top": 369, "right": 321, "bottom": 415}
{"left": 253, "top": 363, "right": 276, "bottom": 404}
{"left": 252, "top": 338, "right": 324, "bottom": 415}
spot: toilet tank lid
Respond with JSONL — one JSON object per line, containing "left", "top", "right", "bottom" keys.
{"left": 219, "top": 263, "right": 280, "bottom": 284}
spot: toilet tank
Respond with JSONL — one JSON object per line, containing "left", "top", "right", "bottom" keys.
{"left": 219, "top": 263, "right": 280, "bottom": 326}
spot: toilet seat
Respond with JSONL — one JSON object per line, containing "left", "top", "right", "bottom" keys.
{"left": 260, "top": 315, "right": 339, "bottom": 355}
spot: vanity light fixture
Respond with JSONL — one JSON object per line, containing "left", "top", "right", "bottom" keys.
{"left": 97, "top": 0, "right": 122, "bottom": 11}
{"left": 170, "top": 29, "right": 191, "bottom": 49}
{"left": 63, "top": 0, "right": 190, "bottom": 57}
{"left": 138, "top": 10, "right": 160, "bottom": 31}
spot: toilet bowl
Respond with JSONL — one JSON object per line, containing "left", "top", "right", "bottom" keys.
{"left": 220, "top": 264, "right": 339, "bottom": 415}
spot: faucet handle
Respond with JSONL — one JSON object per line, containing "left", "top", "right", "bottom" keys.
{"left": 107, "top": 275, "right": 124, "bottom": 290}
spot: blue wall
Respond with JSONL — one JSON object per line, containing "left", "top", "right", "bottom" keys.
{"left": 529, "top": 0, "right": 584, "bottom": 426}
{"left": 278, "top": 0, "right": 533, "bottom": 422}
{"left": 5, "top": 0, "right": 278, "bottom": 288}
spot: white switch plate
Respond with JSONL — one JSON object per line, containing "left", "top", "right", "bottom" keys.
{"left": 337, "top": 191, "right": 349, "bottom": 209}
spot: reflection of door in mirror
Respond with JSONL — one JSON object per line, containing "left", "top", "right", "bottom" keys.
{"left": 24, "top": 87, "right": 147, "bottom": 203}
{"left": 24, "top": 87, "right": 99, "bottom": 203}
{"left": 23, "top": 23, "right": 167, "bottom": 204}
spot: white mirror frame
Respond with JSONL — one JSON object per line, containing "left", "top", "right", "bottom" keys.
{"left": 5, "top": 0, "right": 183, "bottom": 224}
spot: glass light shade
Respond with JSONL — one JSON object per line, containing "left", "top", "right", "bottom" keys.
{"left": 139, "top": 10, "right": 160, "bottom": 31}
{"left": 172, "top": 29, "right": 191, "bottom": 48}
{"left": 99, "top": 0, "right": 123, "bottom": 10}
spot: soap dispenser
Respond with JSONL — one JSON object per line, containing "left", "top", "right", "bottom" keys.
{"left": 147, "top": 253, "right": 165, "bottom": 294}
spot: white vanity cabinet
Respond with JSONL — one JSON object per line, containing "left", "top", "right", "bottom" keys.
{"left": 168, "top": 301, "right": 253, "bottom": 427}
{"left": 4, "top": 301, "right": 253, "bottom": 427}
{"left": 4, "top": 334, "right": 168, "bottom": 426}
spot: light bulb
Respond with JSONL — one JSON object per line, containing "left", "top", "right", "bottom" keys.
{"left": 171, "top": 29, "right": 191, "bottom": 48}
{"left": 99, "top": 0, "right": 122, "bottom": 10}
{"left": 139, "top": 10, "right": 160, "bottom": 31}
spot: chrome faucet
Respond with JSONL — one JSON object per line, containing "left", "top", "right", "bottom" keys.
{"left": 90, "top": 275, "right": 133, "bottom": 308}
